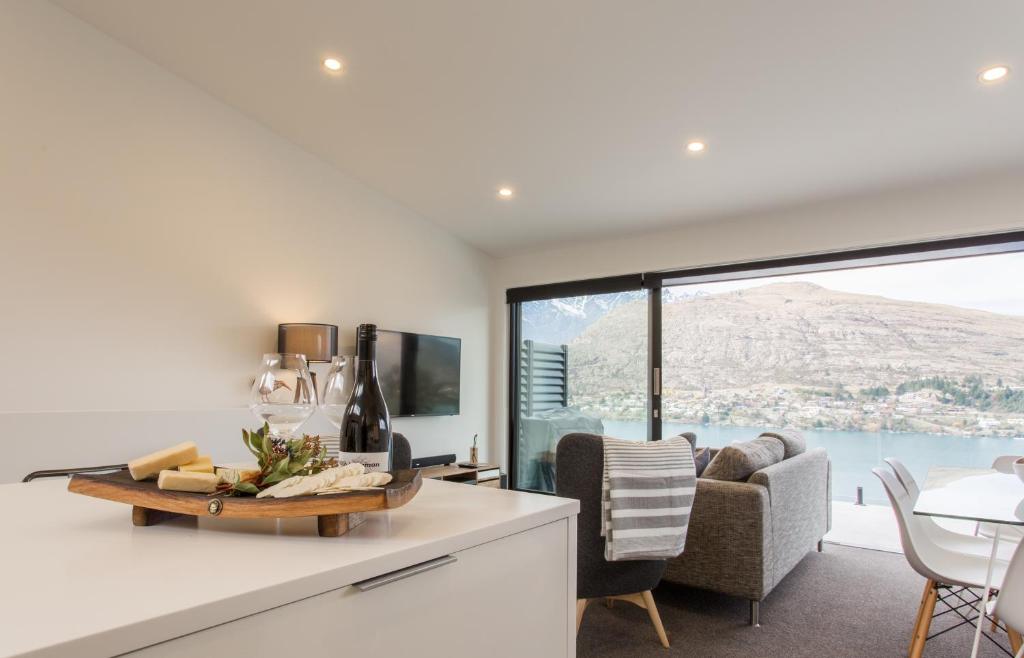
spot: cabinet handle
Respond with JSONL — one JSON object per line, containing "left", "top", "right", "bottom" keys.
{"left": 353, "top": 555, "right": 458, "bottom": 591}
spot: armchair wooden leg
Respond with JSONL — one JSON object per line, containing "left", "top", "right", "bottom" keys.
{"left": 909, "top": 580, "right": 937, "bottom": 658}
{"left": 640, "top": 590, "right": 671, "bottom": 648}
{"left": 576, "top": 599, "right": 589, "bottom": 634}
{"left": 604, "top": 591, "right": 670, "bottom": 648}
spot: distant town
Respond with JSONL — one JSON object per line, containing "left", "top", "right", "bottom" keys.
{"left": 571, "top": 376, "right": 1024, "bottom": 438}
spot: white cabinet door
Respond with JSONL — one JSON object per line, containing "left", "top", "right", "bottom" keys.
{"left": 130, "top": 518, "right": 573, "bottom": 658}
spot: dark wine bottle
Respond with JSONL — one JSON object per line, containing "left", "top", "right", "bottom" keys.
{"left": 338, "top": 324, "right": 393, "bottom": 472}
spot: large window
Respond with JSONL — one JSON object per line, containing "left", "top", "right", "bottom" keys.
{"left": 660, "top": 255, "right": 1024, "bottom": 507}
{"left": 507, "top": 232, "right": 1024, "bottom": 549}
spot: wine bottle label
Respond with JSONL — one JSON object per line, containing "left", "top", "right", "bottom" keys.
{"left": 338, "top": 451, "right": 390, "bottom": 473}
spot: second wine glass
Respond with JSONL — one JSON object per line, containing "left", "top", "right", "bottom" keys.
{"left": 249, "top": 353, "right": 316, "bottom": 440}
{"left": 319, "top": 355, "right": 349, "bottom": 456}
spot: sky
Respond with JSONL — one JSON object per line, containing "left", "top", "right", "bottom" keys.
{"left": 670, "top": 251, "right": 1024, "bottom": 316}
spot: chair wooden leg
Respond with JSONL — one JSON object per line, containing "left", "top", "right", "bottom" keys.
{"left": 604, "top": 591, "right": 670, "bottom": 648}
{"left": 909, "top": 580, "right": 938, "bottom": 658}
{"left": 576, "top": 599, "right": 589, "bottom": 634}
{"left": 608, "top": 592, "right": 646, "bottom": 607}
{"left": 640, "top": 590, "right": 671, "bottom": 648}
{"left": 913, "top": 581, "right": 937, "bottom": 658}
{"left": 1008, "top": 626, "right": 1022, "bottom": 654}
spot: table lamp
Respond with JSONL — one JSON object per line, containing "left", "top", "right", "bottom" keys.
{"left": 278, "top": 323, "right": 338, "bottom": 398}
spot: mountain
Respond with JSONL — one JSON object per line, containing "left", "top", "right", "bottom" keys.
{"left": 568, "top": 282, "right": 1024, "bottom": 395}
{"left": 522, "top": 291, "right": 646, "bottom": 346}
{"left": 521, "top": 288, "right": 711, "bottom": 347}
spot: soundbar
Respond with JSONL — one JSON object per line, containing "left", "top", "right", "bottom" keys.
{"left": 411, "top": 453, "right": 458, "bottom": 469}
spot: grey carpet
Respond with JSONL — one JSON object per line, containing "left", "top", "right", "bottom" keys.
{"left": 577, "top": 544, "right": 1015, "bottom": 657}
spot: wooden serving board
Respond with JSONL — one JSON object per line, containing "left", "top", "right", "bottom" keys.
{"left": 68, "top": 468, "right": 422, "bottom": 537}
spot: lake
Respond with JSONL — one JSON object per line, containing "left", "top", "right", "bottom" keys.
{"left": 601, "top": 420, "right": 1024, "bottom": 505}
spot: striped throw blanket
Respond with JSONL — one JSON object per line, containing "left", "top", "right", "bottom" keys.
{"left": 601, "top": 436, "right": 696, "bottom": 561}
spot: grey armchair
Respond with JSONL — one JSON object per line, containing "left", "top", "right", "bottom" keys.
{"left": 556, "top": 433, "right": 670, "bottom": 648}
{"left": 392, "top": 432, "right": 412, "bottom": 470}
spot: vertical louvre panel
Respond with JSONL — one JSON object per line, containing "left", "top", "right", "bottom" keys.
{"left": 519, "top": 340, "right": 569, "bottom": 417}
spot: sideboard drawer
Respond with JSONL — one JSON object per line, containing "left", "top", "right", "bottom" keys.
{"left": 130, "top": 518, "right": 573, "bottom": 657}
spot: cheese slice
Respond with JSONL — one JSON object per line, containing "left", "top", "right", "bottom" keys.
{"left": 179, "top": 456, "right": 213, "bottom": 474}
{"left": 157, "top": 469, "right": 219, "bottom": 493}
{"left": 216, "top": 465, "right": 261, "bottom": 484}
{"left": 316, "top": 471, "right": 393, "bottom": 494}
{"left": 256, "top": 463, "right": 366, "bottom": 498}
{"left": 128, "top": 442, "right": 199, "bottom": 480}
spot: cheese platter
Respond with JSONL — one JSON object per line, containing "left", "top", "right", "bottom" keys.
{"left": 68, "top": 467, "right": 422, "bottom": 537}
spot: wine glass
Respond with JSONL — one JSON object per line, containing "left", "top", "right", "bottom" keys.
{"left": 249, "top": 353, "right": 316, "bottom": 439}
{"left": 319, "top": 355, "right": 349, "bottom": 456}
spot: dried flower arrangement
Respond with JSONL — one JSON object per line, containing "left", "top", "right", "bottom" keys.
{"left": 218, "top": 423, "right": 338, "bottom": 495}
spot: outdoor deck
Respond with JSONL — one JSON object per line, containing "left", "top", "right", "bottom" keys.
{"left": 826, "top": 501, "right": 977, "bottom": 553}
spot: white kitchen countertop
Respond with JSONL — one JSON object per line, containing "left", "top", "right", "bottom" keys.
{"left": 0, "top": 477, "right": 578, "bottom": 658}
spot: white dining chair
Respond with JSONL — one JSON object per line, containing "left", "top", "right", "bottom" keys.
{"left": 874, "top": 467, "right": 1009, "bottom": 658}
{"left": 993, "top": 456, "right": 1023, "bottom": 474}
{"left": 993, "top": 540, "right": 1024, "bottom": 658}
{"left": 976, "top": 456, "right": 1024, "bottom": 544}
{"left": 886, "top": 458, "right": 922, "bottom": 499}
{"left": 884, "top": 458, "right": 1017, "bottom": 561}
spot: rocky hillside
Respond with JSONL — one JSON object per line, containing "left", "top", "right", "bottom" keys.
{"left": 569, "top": 282, "right": 1024, "bottom": 395}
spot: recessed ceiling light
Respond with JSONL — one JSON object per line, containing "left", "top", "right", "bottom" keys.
{"left": 979, "top": 65, "right": 1009, "bottom": 84}
{"left": 686, "top": 140, "right": 707, "bottom": 154}
{"left": 497, "top": 187, "right": 514, "bottom": 199}
{"left": 322, "top": 57, "right": 344, "bottom": 73}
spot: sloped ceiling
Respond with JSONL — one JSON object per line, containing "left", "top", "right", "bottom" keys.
{"left": 54, "top": 0, "right": 1024, "bottom": 255}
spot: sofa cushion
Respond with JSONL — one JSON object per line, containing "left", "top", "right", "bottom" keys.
{"left": 693, "top": 447, "right": 712, "bottom": 477}
{"left": 667, "top": 432, "right": 698, "bottom": 449}
{"left": 759, "top": 430, "right": 806, "bottom": 459}
{"left": 702, "top": 436, "right": 785, "bottom": 481}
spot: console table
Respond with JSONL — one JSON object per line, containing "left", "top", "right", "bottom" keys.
{"left": 419, "top": 462, "right": 503, "bottom": 488}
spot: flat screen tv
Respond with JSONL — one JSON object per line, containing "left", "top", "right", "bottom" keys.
{"left": 376, "top": 330, "right": 461, "bottom": 417}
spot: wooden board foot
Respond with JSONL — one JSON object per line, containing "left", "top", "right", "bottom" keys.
{"left": 132, "top": 505, "right": 184, "bottom": 527}
{"left": 317, "top": 512, "right": 366, "bottom": 537}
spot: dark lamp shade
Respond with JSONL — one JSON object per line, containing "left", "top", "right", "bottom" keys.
{"left": 277, "top": 323, "right": 338, "bottom": 363}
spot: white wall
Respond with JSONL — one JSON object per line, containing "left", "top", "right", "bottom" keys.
{"left": 0, "top": 1, "right": 492, "bottom": 483}
{"left": 489, "top": 167, "right": 1024, "bottom": 467}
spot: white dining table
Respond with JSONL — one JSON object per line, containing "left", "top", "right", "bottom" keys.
{"left": 914, "top": 467, "right": 1024, "bottom": 658}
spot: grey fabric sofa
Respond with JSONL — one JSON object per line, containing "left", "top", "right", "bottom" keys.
{"left": 662, "top": 447, "right": 831, "bottom": 625}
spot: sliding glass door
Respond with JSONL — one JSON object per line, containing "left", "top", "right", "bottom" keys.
{"left": 508, "top": 231, "right": 1024, "bottom": 551}
{"left": 511, "top": 290, "right": 649, "bottom": 492}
